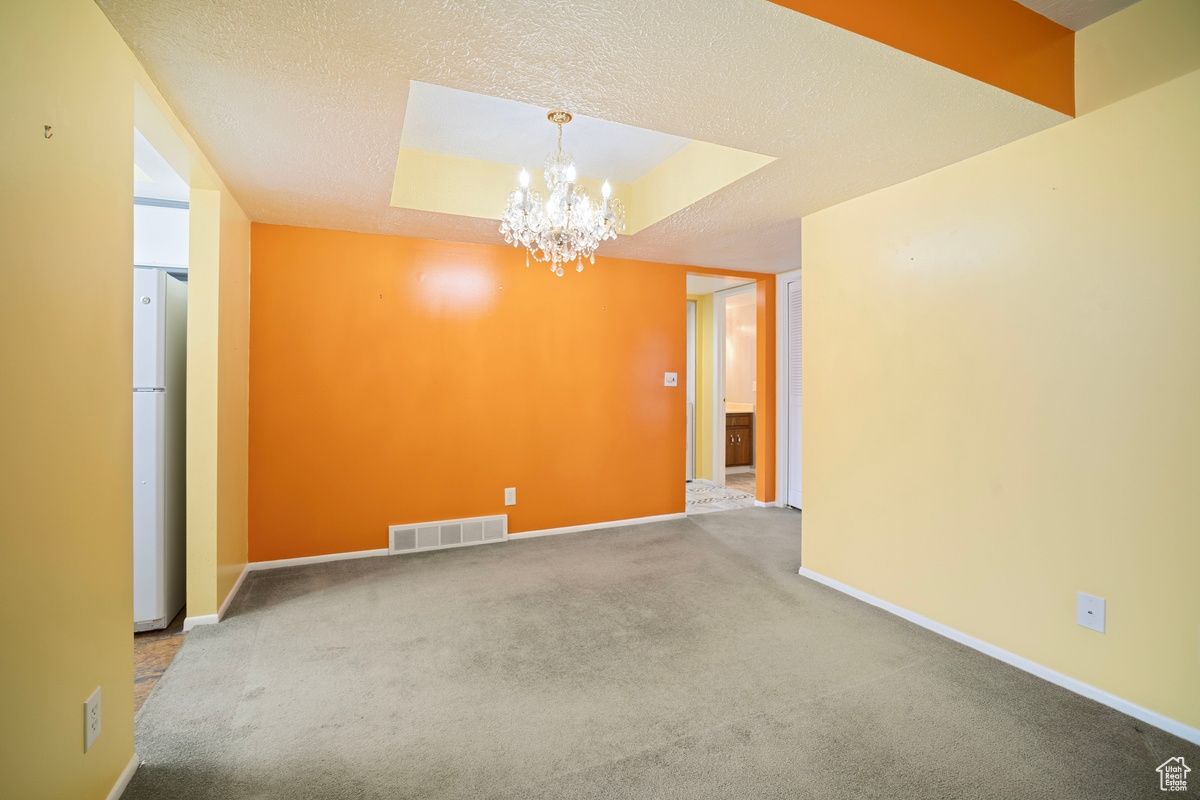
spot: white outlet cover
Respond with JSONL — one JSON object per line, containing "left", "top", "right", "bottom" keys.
{"left": 84, "top": 686, "right": 101, "bottom": 752}
{"left": 664, "top": 372, "right": 678, "bottom": 387}
{"left": 504, "top": 487, "right": 516, "bottom": 506}
{"left": 1076, "top": 592, "right": 1105, "bottom": 633}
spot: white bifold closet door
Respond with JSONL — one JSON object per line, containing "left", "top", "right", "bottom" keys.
{"left": 787, "top": 278, "right": 802, "bottom": 509}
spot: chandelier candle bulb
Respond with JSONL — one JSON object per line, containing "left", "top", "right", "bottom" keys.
{"left": 518, "top": 168, "right": 529, "bottom": 188}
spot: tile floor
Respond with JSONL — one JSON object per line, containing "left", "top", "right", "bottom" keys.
{"left": 686, "top": 474, "right": 757, "bottom": 514}
{"left": 134, "top": 607, "right": 187, "bottom": 713}
{"left": 724, "top": 471, "right": 756, "bottom": 493}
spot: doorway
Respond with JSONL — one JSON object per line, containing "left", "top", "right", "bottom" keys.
{"left": 685, "top": 274, "right": 759, "bottom": 514}
{"left": 716, "top": 284, "right": 757, "bottom": 491}
{"left": 686, "top": 299, "right": 696, "bottom": 482}
{"left": 133, "top": 126, "right": 190, "bottom": 710}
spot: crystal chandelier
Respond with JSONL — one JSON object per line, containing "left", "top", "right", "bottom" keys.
{"left": 500, "top": 110, "right": 625, "bottom": 276}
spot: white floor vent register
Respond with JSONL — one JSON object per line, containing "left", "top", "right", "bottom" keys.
{"left": 388, "top": 514, "right": 508, "bottom": 555}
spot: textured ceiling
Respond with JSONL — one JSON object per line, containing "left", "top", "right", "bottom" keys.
{"left": 98, "top": 0, "right": 1067, "bottom": 273}
{"left": 400, "top": 83, "right": 692, "bottom": 184}
{"left": 1015, "top": 0, "right": 1139, "bottom": 29}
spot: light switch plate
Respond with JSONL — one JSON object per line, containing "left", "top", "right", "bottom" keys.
{"left": 1077, "top": 592, "right": 1105, "bottom": 633}
{"left": 84, "top": 686, "right": 101, "bottom": 752}
{"left": 504, "top": 487, "right": 516, "bottom": 506}
{"left": 664, "top": 372, "right": 678, "bottom": 387}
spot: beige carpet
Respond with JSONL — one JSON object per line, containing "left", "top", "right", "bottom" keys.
{"left": 125, "top": 509, "right": 1198, "bottom": 799}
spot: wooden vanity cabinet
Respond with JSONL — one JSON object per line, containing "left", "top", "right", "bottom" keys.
{"left": 725, "top": 412, "right": 753, "bottom": 467}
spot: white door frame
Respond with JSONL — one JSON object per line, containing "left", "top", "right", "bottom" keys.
{"left": 775, "top": 268, "right": 803, "bottom": 508}
{"left": 711, "top": 283, "right": 756, "bottom": 487}
{"left": 686, "top": 299, "right": 696, "bottom": 482}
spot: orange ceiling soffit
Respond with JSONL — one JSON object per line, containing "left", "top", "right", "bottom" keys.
{"left": 769, "top": 0, "right": 1075, "bottom": 117}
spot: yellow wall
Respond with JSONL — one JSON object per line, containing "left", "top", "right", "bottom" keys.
{"left": 628, "top": 142, "right": 774, "bottom": 234}
{"left": 188, "top": 190, "right": 222, "bottom": 618}
{"left": 0, "top": 2, "right": 136, "bottom": 795}
{"left": 392, "top": 148, "right": 632, "bottom": 222}
{"left": 391, "top": 142, "right": 772, "bottom": 236}
{"left": 216, "top": 190, "right": 251, "bottom": 608}
{"left": 802, "top": 64, "right": 1200, "bottom": 732}
{"left": 0, "top": 1, "right": 249, "bottom": 795}
{"left": 1076, "top": 0, "right": 1200, "bottom": 115}
{"left": 691, "top": 294, "right": 714, "bottom": 481}
{"left": 186, "top": 188, "right": 251, "bottom": 619}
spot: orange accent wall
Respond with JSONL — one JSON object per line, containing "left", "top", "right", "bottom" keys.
{"left": 756, "top": 279, "right": 777, "bottom": 504}
{"left": 770, "top": 0, "right": 1075, "bottom": 117}
{"left": 249, "top": 224, "right": 775, "bottom": 561}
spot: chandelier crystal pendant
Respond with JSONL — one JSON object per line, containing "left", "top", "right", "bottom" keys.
{"left": 500, "top": 110, "right": 626, "bottom": 276}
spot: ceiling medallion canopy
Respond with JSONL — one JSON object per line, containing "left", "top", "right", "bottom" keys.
{"left": 500, "top": 110, "right": 626, "bottom": 276}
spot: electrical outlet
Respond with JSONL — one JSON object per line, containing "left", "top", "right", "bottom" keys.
{"left": 664, "top": 372, "right": 678, "bottom": 387}
{"left": 1076, "top": 592, "right": 1105, "bottom": 633}
{"left": 504, "top": 487, "right": 516, "bottom": 506}
{"left": 84, "top": 687, "right": 101, "bottom": 752}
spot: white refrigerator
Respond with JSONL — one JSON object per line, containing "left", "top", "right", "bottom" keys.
{"left": 133, "top": 268, "right": 187, "bottom": 631}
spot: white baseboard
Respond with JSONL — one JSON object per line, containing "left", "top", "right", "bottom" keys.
{"left": 182, "top": 613, "right": 218, "bottom": 632}
{"left": 107, "top": 752, "right": 139, "bottom": 800}
{"left": 247, "top": 547, "right": 391, "bottom": 572}
{"left": 753, "top": 500, "right": 775, "bottom": 508}
{"left": 239, "top": 512, "right": 688, "bottom": 572}
{"left": 229, "top": 513, "right": 685, "bottom": 579}
{"left": 217, "top": 564, "right": 248, "bottom": 618}
{"left": 183, "top": 563, "right": 251, "bottom": 631}
{"left": 797, "top": 567, "right": 1200, "bottom": 746}
{"left": 509, "top": 512, "right": 687, "bottom": 540}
